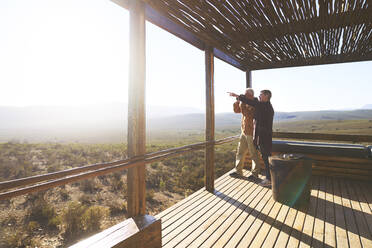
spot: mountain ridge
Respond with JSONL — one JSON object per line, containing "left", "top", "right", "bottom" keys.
{"left": 1, "top": 104, "right": 372, "bottom": 142}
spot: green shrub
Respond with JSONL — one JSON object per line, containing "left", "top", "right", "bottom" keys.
{"left": 63, "top": 201, "right": 87, "bottom": 239}
{"left": 80, "top": 179, "right": 98, "bottom": 193}
{"left": 82, "top": 206, "right": 109, "bottom": 233}
{"left": 4, "top": 231, "right": 23, "bottom": 248}
{"left": 48, "top": 216, "right": 61, "bottom": 230}
{"left": 108, "top": 200, "right": 127, "bottom": 216}
{"left": 27, "top": 221, "right": 40, "bottom": 233}
{"left": 60, "top": 188, "right": 70, "bottom": 201}
{"left": 79, "top": 194, "right": 94, "bottom": 205}
{"left": 27, "top": 197, "right": 59, "bottom": 230}
{"left": 146, "top": 189, "right": 155, "bottom": 203}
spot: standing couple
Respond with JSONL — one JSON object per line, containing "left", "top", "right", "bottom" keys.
{"left": 229, "top": 89, "right": 274, "bottom": 187}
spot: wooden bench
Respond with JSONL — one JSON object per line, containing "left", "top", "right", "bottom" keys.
{"left": 244, "top": 140, "right": 372, "bottom": 181}
{"left": 70, "top": 215, "right": 161, "bottom": 248}
{"left": 272, "top": 140, "right": 372, "bottom": 180}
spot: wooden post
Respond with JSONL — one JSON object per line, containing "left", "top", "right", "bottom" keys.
{"left": 246, "top": 70, "right": 252, "bottom": 88}
{"left": 127, "top": 0, "right": 146, "bottom": 217}
{"left": 205, "top": 46, "right": 215, "bottom": 193}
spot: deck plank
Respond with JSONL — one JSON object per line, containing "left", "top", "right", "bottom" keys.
{"left": 221, "top": 184, "right": 272, "bottom": 247}
{"left": 156, "top": 171, "right": 372, "bottom": 248}
{"left": 333, "top": 177, "right": 350, "bottom": 248}
{"left": 274, "top": 205, "right": 298, "bottom": 247}
{"left": 324, "top": 175, "right": 336, "bottom": 248}
{"left": 339, "top": 178, "right": 362, "bottom": 248}
{"left": 168, "top": 174, "right": 258, "bottom": 247}
{"left": 161, "top": 170, "right": 241, "bottom": 230}
{"left": 249, "top": 201, "right": 283, "bottom": 247}
{"left": 312, "top": 176, "right": 326, "bottom": 248}
{"left": 162, "top": 171, "right": 252, "bottom": 246}
{"left": 298, "top": 176, "right": 319, "bottom": 248}
{"left": 261, "top": 202, "right": 290, "bottom": 247}
{"left": 345, "top": 180, "right": 372, "bottom": 248}
{"left": 184, "top": 178, "right": 263, "bottom": 247}
{"left": 236, "top": 193, "right": 277, "bottom": 247}
{"left": 358, "top": 180, "right": 372, "bottom": 213}
{"left": 156, "top": 170, "right": 233, "bottom": 222}
{"left": 351, "top": 181, "right": 372, "bottom": 240}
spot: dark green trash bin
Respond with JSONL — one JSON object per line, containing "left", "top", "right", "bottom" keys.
{"left": 269, "top": 154, "right": 312, "bottom": 207}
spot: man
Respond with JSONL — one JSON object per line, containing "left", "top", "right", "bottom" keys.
{"left": 229, "top": 90, "right": 274, "bottom": 187}
{"left": 232, "top": 88, "right": 261, "bottom": 178}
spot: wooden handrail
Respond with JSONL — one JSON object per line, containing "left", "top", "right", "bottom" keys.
{"left": 3, "top": 131, "right": 368, "bottom": 201}
{"left": 0, "top": 135, "right": 239, "bottom": 200}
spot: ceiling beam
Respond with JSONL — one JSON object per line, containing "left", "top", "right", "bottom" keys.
{"left": 111, "top": 0, "right": 246, "bottom": 71}
{"left": 251, "top": 53, "right": 372, "bottom": 70}
{"left": 243, "top": 8, "right": 372, "bottom": 43}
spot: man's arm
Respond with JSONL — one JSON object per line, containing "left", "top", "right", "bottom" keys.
{"left": 237, "top": 95, "right": 258, "bottom": 107}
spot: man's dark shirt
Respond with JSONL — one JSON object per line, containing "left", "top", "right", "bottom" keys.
{"left": 237, "top": 95, "right": 274, "bottom": 155}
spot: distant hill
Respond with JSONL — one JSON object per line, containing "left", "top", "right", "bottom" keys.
{"left": 362, "top": 104, "right": 372, "bottom": 109}
{"left": 1, "top": 103, "right": 372, "bottom": 142}
{"left": 273, "top": 109, "right": 372, "bottom": 122}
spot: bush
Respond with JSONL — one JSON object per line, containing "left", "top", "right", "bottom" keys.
{"left": 4, "top": 231, "right": 23, "bottom": 248}
{"left": 79, "top": 194, "right": 94, "bottom": 206}
{"left": 110, "top": 173, "right": 126, "bottom": 192}
{"left": 63, "top": 201, "right": 87, "bottom": 240}
{"left": 80, "top": 179, "right": 98, "bottom": 193}
{"left": 146, "top": 189, "right": 155, "bottom": 203}
{"left": 27, "top": 221, "right": 40, "bottom": 233}
{"left": 60, "top": 188, "right": 70, "bottom": 201}
{"left": 1, "top": 213, "right": 17, "bottom": 227}
{"left": 108, "top": 200, "right": 127, "bottom": 216}
{"left": 27, "top": 197, "right": 60, "bottom": 230}
{"left": 63, "top": 202, "right": 109, "bottom": 241}
{"left": 82, "top": 206, "right": 109, "bottom": 233}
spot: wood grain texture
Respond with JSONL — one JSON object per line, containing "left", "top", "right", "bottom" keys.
{"left": 157, "top": 172, "right": 372, "bottom": 247}
{"left": 127, "top": 0, "right": 146, "bottom": 217}
{"left": 205, "top": 45, "right": 215, "bottom": 193}
{"left": 70, "top": 215, "right": 161, "bottom": 248}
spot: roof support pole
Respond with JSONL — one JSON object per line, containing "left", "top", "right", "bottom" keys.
{"left": 205, "top": 45, "right": 215, "bottom": 193}
{"left": 246, "top": 70, "right": 252, "bottom": 88}
{"left": 127, "top": 0, "right": 146, "bottom": 217}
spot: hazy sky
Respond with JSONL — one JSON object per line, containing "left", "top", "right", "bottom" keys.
{"left": 1, "top": 0, "right": 371, "bottom": 113}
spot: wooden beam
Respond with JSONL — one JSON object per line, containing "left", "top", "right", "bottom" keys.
{"left": 127, "top": 0, "right": 146, "bottom": 217}
{"left": 213, "top": 47, "right": 246, "bottom": 71}
{"left": 205, "top": 45, "right": 215, "bottom": 193}
{"left": 246, "top": 70, "right": 252, "bottom": 88}
{"left": 245, "top": 8, "right": 372, "bottom": 43}
{"left": 249, "top": 52, "right": 372, "bottom": 71}
{"left": 111, "top": 0, "right": 246, "bottom": 71}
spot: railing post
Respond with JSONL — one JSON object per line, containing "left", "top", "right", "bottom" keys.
{"left": 205, "top": 46, "right": 215, "bottom": 193}
{"left": 246, "top": 70, "right": 252, "bottom": 88}
{"left": 127, "top": 0, "right": 146, "bottom": 217}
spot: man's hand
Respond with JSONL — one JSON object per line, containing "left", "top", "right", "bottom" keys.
{"left": 227, "top": 92, "right": 238, "bottom": 97}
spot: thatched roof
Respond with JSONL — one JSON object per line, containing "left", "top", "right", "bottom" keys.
{"left": 114, "top": 0, "right": 372, "bottom": 71}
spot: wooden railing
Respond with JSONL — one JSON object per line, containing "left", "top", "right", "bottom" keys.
{"left": 0, "top": 135, "right": 238, "bottom": 201}
{"left": 1, "top": 132, "right": 372, "bottom": 201}
{"left": 1, "top": 131, "right": 371, "bottom": 247}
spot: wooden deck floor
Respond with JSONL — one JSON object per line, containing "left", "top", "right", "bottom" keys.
{"left": 155, "top": 170, "right": 372, "bottom": 248}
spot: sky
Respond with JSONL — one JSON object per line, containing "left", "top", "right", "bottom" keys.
{"left": 1, "top": 0, "right": 371, "bottom": 113}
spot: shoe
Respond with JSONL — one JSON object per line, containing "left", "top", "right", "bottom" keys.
{"left": 229, "top": 171, "right": 243, "bottom": 178}
{"left": 259, "top": 179, "right": 271, "bottom": 187}
{"left": 251, "top": 172, "right": 259, "bottom": 179}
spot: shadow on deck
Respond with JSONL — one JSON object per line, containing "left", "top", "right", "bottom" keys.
{"left": 156, "top": 169, "right": 372, "bottom": 248}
